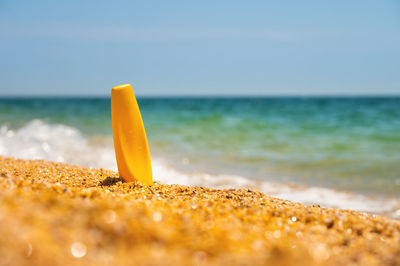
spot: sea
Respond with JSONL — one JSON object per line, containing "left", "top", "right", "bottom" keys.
{"left": 0, "top": 97, "right": 399, "bottom": 218}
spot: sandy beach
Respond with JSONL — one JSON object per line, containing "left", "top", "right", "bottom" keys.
{"left": 0, "top": 156, "right": 399, "bottom": 266}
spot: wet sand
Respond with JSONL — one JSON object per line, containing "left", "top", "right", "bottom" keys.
{"left": 0, "top": 156, "right": 399, "bottom": 265}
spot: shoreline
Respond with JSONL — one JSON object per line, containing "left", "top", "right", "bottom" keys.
{"left": 153, "top": 157, "right": 400, "bottom": 219}
{"left": 0, "top": 156, "right": 399, "bottom": 265}
{"left": 2, "top": 118, "right": 400, "bottom": 218}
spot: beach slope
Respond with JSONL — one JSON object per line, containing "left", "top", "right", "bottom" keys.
{"left": 0, "top": 156, "right": 399, "bottom": 265}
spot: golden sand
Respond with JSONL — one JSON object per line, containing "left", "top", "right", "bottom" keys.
{"left": 0, "top": 156, "right": 399, "bottom": 266}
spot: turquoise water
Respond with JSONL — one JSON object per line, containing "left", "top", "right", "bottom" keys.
{"left": 1, "top": 97, "right": 400, "bottom": 197}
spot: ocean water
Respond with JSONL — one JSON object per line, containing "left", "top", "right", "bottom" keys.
{"left": 1, "top": 97, "right": 399, "bottom": 217}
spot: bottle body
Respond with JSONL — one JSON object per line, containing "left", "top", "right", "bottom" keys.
{"left": 111, "top": 84, "right": 153, "bottom": 185}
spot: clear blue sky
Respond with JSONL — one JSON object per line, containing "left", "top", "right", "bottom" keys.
{"left": 0, "top": 0, "right": 399, "bottom": 96}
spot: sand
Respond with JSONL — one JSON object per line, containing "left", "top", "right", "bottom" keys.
{"left": 0, "top": 156, "right": 399, "bottom": 266}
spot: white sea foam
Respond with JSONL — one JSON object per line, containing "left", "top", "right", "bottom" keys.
{"left": 0, "top": 120, "right": 116, "bottom": 170}
{"left": 1, "top": 120, "right": 399, "bottom": 218}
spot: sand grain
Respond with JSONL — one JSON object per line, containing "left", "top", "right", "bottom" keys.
{"left": 0, "top": 156, "right": 399, "bottom": 266}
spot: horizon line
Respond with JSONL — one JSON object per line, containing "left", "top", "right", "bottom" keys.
{"left": 0, "top": 93, "right": 400, "bottom": 99}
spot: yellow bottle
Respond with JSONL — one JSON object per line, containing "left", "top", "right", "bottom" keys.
{"left": 111, "top": 84, "right": 153, "bottom": 185}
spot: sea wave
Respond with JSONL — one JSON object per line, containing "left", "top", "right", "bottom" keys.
{"left": 1, "top": 119, "right": 399, "bottom": 218}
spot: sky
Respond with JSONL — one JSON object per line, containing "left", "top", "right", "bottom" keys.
{"left": 0, "top": 0, "right": 399, "bottom": 96}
